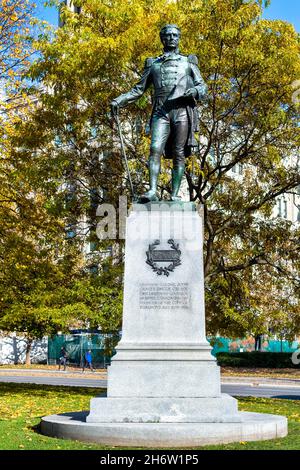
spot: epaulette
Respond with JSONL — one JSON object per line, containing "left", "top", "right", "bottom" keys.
{"left": 145, "top": 57, "right": 155, "bottom": 67}
{"left": 188, "top": 54, "right": 198, "bottom": 65}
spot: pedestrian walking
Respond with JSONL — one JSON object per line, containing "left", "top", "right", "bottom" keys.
{"left": 58, "top": 346, "right": 68, "bottom": 371}
{"left": 82, "top": 350, "right": 94, "bottom": 372}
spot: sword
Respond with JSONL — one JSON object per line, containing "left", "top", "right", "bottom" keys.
{"left": 113, "top": 110, "right": 136, "bottom": 201}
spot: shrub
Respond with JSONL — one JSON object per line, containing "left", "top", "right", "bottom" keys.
{"left": 216, "top": 352, "right": 299, "bottom": 368}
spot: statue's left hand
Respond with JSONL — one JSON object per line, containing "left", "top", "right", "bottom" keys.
{"left": 184, "top": 88, "right": 197, "bottom": 99}
{"left": 110, "top": 100, "right": 119, "bottom": 117}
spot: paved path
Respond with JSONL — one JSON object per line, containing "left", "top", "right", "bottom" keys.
{"left": 0, "top": 372, "right": 300, "bottom": 399}
{"left": 0, "top": 375, "right": 107, "bottom": 388}
{"left": 222, "top": 384, "right": 300, "bottom": 400}
{"left": 222, "top": 375, "right": 300, "bottom": 387}
{"left": 0, "top": 368, "right": 105, "bottom": 377}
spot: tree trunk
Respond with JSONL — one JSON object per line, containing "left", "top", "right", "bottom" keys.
{"left": 255, "top": 335, "right": 262, "bottom": 352}
{"left": 25, "top": 338, "right": 33, "bottom": 365}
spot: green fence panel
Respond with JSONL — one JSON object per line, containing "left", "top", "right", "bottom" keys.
{"left": 48, "top": 333, "right": 299, "bottom": 365}
{"left": 209, "top": 336, "right": 299, "bottom": 355}
{"left": 48, "top": 332, "right": 120, "bottom": 367}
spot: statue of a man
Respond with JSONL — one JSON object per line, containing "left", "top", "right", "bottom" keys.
{"left": 111, "top": 24, "right": 207, "bottom": 202}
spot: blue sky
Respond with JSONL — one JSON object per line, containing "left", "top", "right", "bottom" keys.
{"left": 35, "top": 0, "right": 300, "bottom": 31}
{"left": 35, "top": 1, "right": 59, "bottom": 26}
{"left": 263, "top": 0, "right": 300, "bottom": 31}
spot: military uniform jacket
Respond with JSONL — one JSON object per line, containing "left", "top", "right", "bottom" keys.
{"left": 114, "top": 52, "right": 207, "bottom": 157}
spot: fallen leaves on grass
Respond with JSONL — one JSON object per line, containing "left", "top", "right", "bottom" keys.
{"left": 0, "top": 383, "right": 299, "bottom": 450}
{"left": 238, "top": 396, "right": 300, "bottom": 422}
{"left": 221, "top": 367, "right": 300, "bottom": 379}
{"left": 0, "top": 383, "right": 101, "bottom": 420}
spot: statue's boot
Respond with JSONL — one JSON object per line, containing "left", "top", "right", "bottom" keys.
{"left": 171, "top": 163, "right": 185, "bottom": 201}
{"left": 139, "top": 156, "right": 160, "bottom": 203}
{"left": 170, "top": 195, "right": 182, "bottom": 201}
{"left": 139, "top": 189, "right": 159, "bottom": 203}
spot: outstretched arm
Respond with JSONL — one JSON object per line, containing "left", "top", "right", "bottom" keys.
{"left": 111, "top": 59, "right": 153, "bottom": 113}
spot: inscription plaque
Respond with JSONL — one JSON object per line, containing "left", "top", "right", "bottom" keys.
{"left": 146, "top": 239, "right": 181, "bottom": 276}
{"left": 139, "top": 282, "right": 190, "bottom": 310}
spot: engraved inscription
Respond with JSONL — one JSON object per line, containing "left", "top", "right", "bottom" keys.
{"left": 139, "top": 282, "right": 190, "bottom": 310}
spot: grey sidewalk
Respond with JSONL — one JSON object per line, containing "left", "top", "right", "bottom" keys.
{"left": 0, "top": 371, "right": 300, "bottom": 399}
{"left": 0, "top": 368, "right": 105, "bottom": 374}
{"left": 0, "top": 368, "right": 299, "bottom": 387}
{"left": 221, "top": 375, "right": 300, "bottom": 387}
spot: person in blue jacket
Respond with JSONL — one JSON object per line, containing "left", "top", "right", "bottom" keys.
{"left": 82, "top": 349, "right": 94, "bottom": 372}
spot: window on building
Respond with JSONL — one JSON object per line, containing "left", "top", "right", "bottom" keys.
{"left": 90, "top": 188, "right": 99, "bottom": 210}
{"left": 278, "top": 198, "right": 288, "bottom": 219}
{"left": 66, "top": 227, "right": 76, "bottom": 239}
{"left": 284, "top": 200, "right": 288, "bottom": 219}
{"left": 231, "top": 164, "right": 243, "bottom": 175}
{"left": 277, "top": 198, "right": 282, "bottom": 217}
{"left": 88, "top": 265, "right": 98, "bottom": 275}
{"left": 90, "top": 241, "right": 98, "bottom": 252}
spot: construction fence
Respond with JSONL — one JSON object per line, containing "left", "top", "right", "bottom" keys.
{"left": 209, "top": 336, "right": 299, "bottom": 354}
{"left": 47, "top": 332, "right": 299, "bottom": 368}
{"left": 48, "top": 331, "right": 120, "bottom": 368}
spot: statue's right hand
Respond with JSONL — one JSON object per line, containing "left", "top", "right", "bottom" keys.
{"left": 110, "top": 100, "right": 119, "bottom": 117}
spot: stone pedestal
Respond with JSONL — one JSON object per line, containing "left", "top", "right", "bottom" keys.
{"left": 41, "top": 202, "right": 287, "bottom": 446}
{"left": 87, "top": 202, "right": 238, "bottom": 424}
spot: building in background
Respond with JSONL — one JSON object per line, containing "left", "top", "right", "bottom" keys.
{"left": 228, "top": 161, "right": 300, "bottom": 224}
{"left": 59, "top": 0, "right": 81, "bottom": 27}
{"left": 0, "top": 334, "right": 47, "bottom": 365}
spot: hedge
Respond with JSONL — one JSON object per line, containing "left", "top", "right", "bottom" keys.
{"left": 216, "top": 352, "right": 299, "bottom": 369}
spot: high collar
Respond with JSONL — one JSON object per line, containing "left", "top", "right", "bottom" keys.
{"left": 161, "top": 48, "right": 180, "bottom": 58}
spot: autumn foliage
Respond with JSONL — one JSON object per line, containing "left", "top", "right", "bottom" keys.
{"left": 0, "top": 1, "right": 299, "bottom": 354}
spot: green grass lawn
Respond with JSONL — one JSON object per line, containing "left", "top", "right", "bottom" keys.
{"left": 0, "top": 382, "right": 299, "bottom": 450}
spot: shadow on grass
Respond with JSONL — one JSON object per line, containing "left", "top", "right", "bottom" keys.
{"left": 31, "top": 411, "right": 89, "bottom": 438}
{"left": 51, "top": 411, "right": 89, "bottom": 421}
{"left": 0, "top": 382, "right": 105, "bottom": 398}
{"left": 270, "top": 395, "right": 300, "bottom": 400}
{"left": 31, "top": 422, "right": 41, "bottom": 435}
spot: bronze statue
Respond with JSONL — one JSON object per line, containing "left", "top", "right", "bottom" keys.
{"left": 111, "top": 24, "right": 207, "bottom": 202}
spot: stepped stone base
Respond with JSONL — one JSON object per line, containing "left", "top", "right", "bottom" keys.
{"left": 87, "top": 394, "right": 240, "bottom": 423}
{"left": 41, "top": 411, "right": 287, "bottom": 447}
{"left": 41, "top": 204, "right": 288, "bottom": 446}
{"left": 107, "top": 357, "right": 221, "bottom": 398}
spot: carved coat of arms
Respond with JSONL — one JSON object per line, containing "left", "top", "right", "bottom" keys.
{"left": 146, "top": 239, "right": 181, "bottom": 276}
